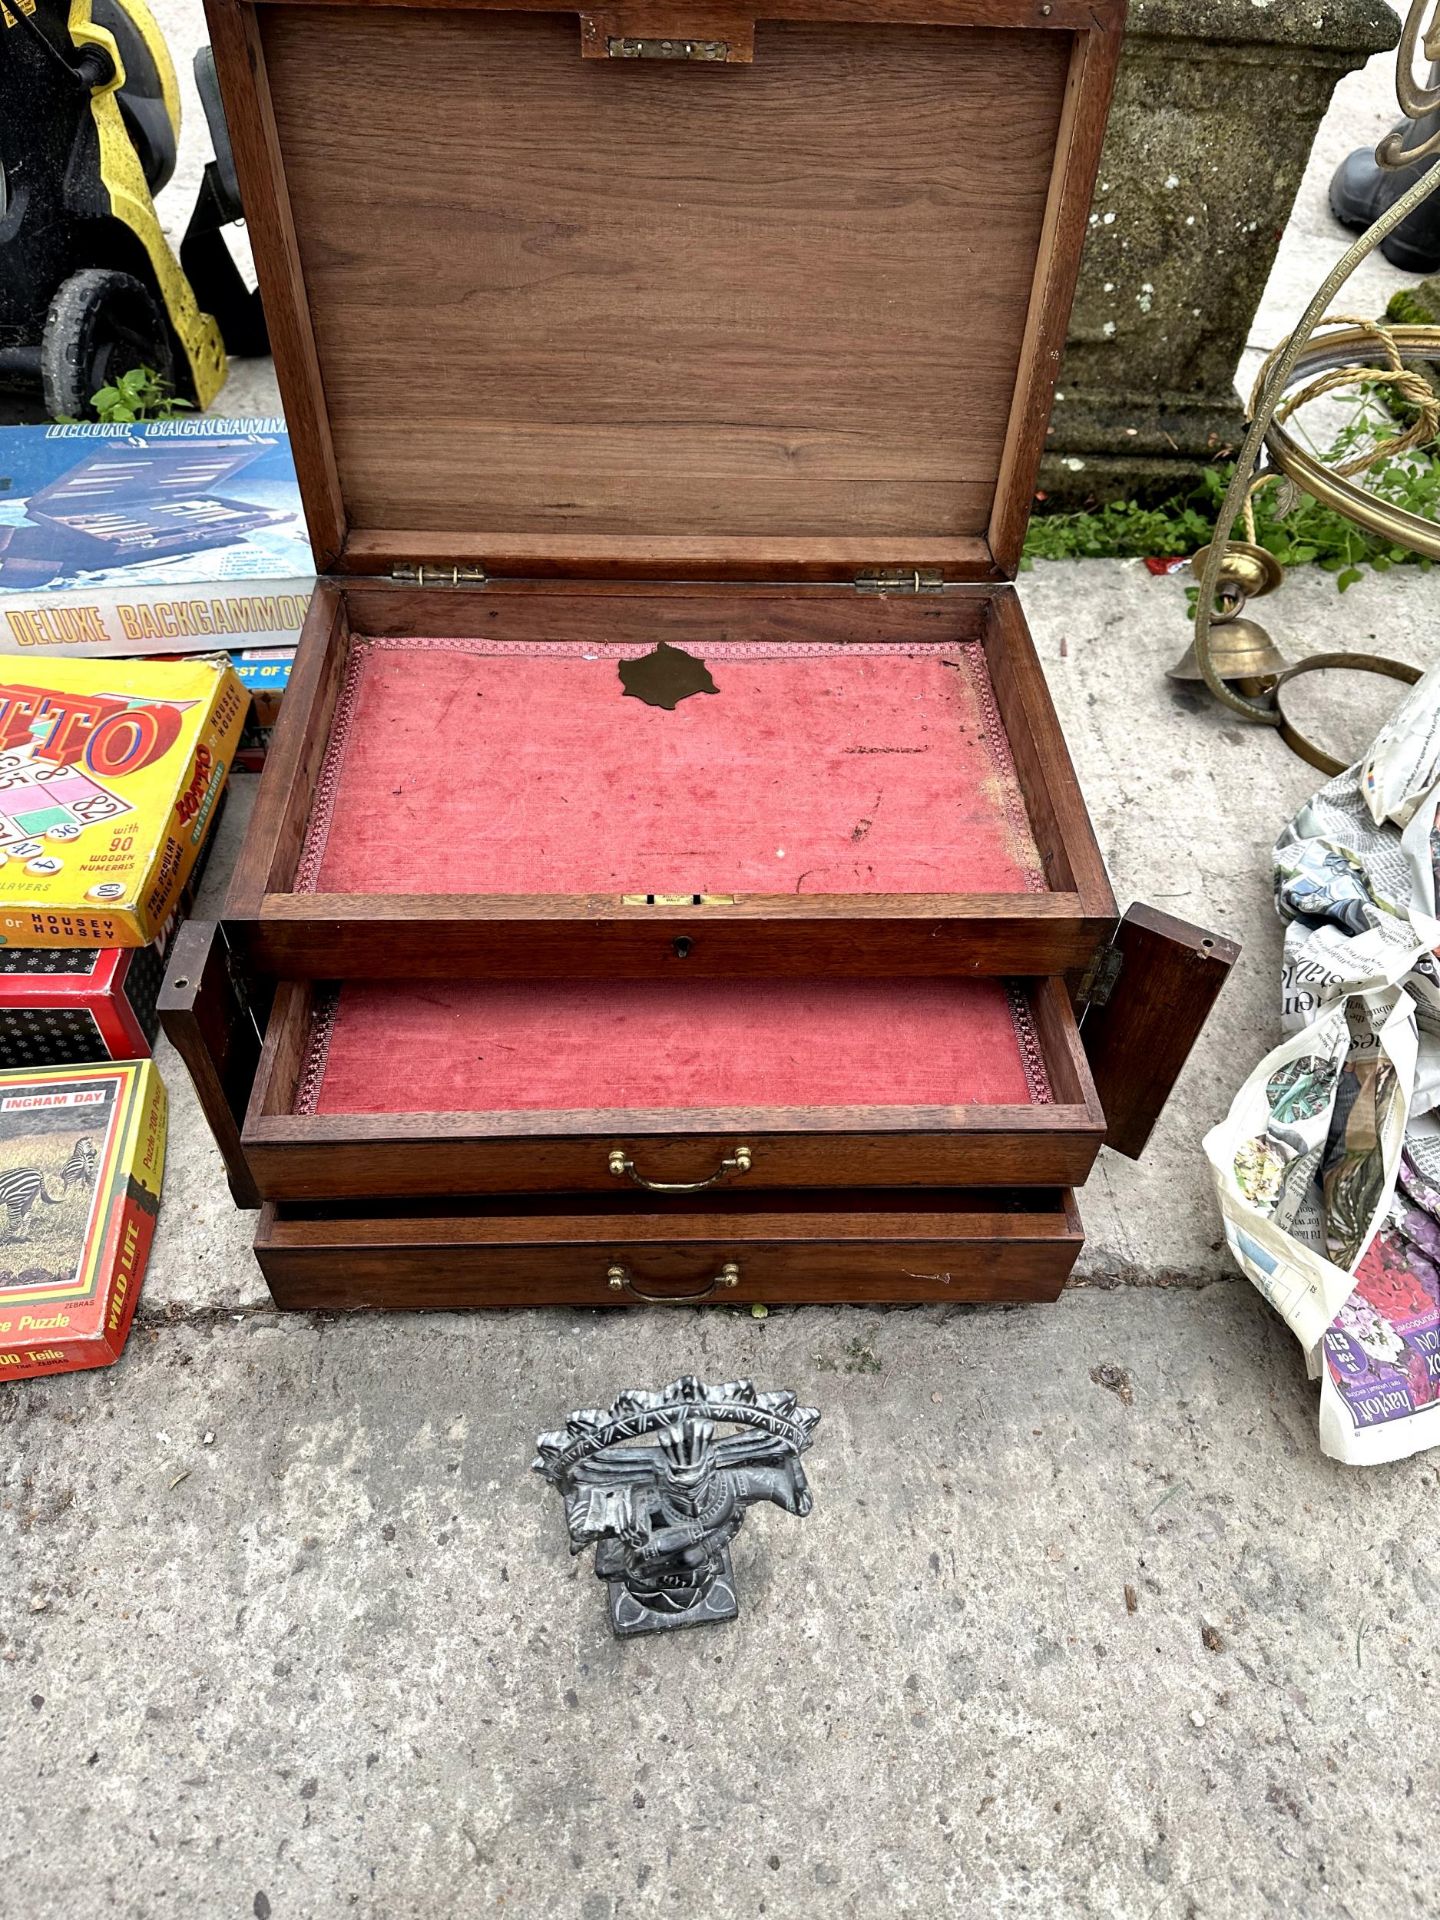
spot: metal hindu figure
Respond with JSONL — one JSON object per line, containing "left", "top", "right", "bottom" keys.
{"left": 533, "top": 1376, "right": 820, "bottom": 1639}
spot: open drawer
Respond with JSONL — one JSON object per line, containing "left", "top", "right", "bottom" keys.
{"left": 254, "top": 1187, "right": 1085, "bottom": 1311}
{"left": 238, "top": 970, "right": 1104, "bottom": 1202}
{"left": 227, "top": 582, "right": 1118, "bottom": 981}
{"left": 160, "top": 912, "right": 1237, "bottom": 1211}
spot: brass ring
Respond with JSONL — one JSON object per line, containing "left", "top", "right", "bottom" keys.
{"left": 1263, "top": 325, "right": 1440, "bottom": 561}
{"left": 1271, "top": 652, "right": 1423, "bottom": 775}
{"left": 1190, "top": 541, "right": 1284, "bottom": 602}
{"left": 606, "top": 1262, "right": 741, "bottom": 1303}
{"left": 607, "top": 1146, "right": 752, "bottom": 1192}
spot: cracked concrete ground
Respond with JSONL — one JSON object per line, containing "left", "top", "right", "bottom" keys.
{"left": 5, "top": 8, "right": 1440, "bottom": 1917}
{"left": 7, "top": 1286, "right": 1439, "bottom": 1920}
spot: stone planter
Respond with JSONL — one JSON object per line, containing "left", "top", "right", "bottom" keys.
{"left": 1041, "top": 0, "right": 1400, "bottom": 507}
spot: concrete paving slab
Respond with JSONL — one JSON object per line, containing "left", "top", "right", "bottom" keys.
{"left": 4, "top": 1286, "right": 1437, "bottom": 1920}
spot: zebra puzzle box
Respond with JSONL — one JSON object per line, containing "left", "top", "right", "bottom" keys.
{"left": 0, "top": 1060, "right": 166, "bottom": 1383}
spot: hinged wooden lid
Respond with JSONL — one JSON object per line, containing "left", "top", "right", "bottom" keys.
{"left": 209, "top": 0, "right": 1123, "bottom": 583}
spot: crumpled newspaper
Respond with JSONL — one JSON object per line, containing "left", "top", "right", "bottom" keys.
{"left": 1205, "top": 660, "right": 1440, "bottom": 1464}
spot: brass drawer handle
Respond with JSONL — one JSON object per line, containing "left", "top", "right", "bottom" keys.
{"left": 607, "top": 1262, "right": 741, "bottom": 1303}
{"left": 607, "top": 1145, "right": 752, "bottom": 1193}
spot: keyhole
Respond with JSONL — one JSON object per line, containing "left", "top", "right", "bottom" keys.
{"left": 673, "top": 936, "right": 693, "bottom": 959}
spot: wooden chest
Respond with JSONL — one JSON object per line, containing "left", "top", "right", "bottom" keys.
{"left": 163, "top": 0, "right": 1237, "bottom": 1310}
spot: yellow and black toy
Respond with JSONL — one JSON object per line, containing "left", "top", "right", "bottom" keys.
{"left": 0, "top": 0, "right": 246, "bottom": 419}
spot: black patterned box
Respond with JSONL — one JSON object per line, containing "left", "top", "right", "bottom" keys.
{"left": 0, "top": 945, "right": 167, "bottom": 1065}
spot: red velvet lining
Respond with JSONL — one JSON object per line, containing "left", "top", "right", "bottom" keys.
{"left": 298, "top": 978, "right": 1049, "bottom": 1115}
{"left": 298, "top": 639, "right": 1046, "bottom": 897}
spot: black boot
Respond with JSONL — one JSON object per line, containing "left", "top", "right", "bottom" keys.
{"left": 1330, "top": 71, "right": 1440, "bottom": 274}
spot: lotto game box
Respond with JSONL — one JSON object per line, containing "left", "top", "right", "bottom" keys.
{"left": 0, "top": 793, "right": 226, "bottom": 1063}
{"left": 0, "top": 1060, "right": 166, "bottom": 1383}
{"left": 0, "top": 421, "right": 313, "bottom": 657}
{"left": 0, "top": 655, "right": 245, "bottom": 949}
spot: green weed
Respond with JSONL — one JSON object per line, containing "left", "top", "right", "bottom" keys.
{"left": 1027, "top": 400, "right": 1440, "bottom": 593}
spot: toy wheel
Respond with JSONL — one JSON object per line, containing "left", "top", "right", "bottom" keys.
{"left": 40, "top": 269, "right": 175, "bottom": 420}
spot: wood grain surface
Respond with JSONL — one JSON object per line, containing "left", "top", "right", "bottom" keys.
{"left": 205, "top": 0, "right": 348, "bottom": 567}
{"left": 234, "top": 894, "right": 1104, "bottom": 979}
{"left": 223, "top": 581, "right": 1116, "bottom": 978}
{"left": 255, "top": 0, "right": 1117, "bottom": 25}
{"left": 157, "top": 921, "right": 267, "bottom": 1209}
{"left": 1083, "top": 904, "right": 1240, "bottom": 1160}
{"left": 254, "top": 7, "right": 1069, "bottom": 556}
{"left": 254, "top": 1189, "right": 1085, "bottom": 1307}
{"left": 226, "top": 582, "right": 349, "bottom": 916}
{"left": 240, "top": 974, "right": 1102, "bottom": 1200}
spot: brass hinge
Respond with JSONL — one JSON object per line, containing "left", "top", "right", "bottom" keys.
{"left": 389, "top": 565, "right": 488, "bottom": 586}
{"left": 853, "top": 568, "right": 946, "bottom": 595}
{"left": 1077, "top": 942, "right": 1123, "bottom": 1011}
{"left": 607, "top": 35, "right": 729, "bottom": 57}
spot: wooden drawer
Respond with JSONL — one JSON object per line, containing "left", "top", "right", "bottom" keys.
{"left": 239, "top": 972, "right": 1104, "bottom": 1202}
{"left": 228, "top": 584, "right": 1118, "bottom": 982}
{"left": 254, "top": 1188, "right": 1085, "bottom": 1310}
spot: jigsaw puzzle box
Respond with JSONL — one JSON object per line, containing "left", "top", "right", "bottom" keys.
{"left": 230, "top": 646, "right": 295, "bottom": 770}
{"left": 0, "top": 1060, "right": 165, "bottom": 1383}
{"left": 0, "top": 654, "right": 245, "bottom": 949}
{"left": 0, "top": 421, "right": 313, "bottom": 657}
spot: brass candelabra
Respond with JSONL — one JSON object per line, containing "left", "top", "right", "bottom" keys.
{"left": 1180, "top": 0, "right": 1440, "bottom": 774}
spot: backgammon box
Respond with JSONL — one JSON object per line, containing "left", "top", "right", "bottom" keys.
{"left": 161, "top": 0, "right": 1238, "bottom": 1308}
{"left": 0, "top": 422, "right": 312, "bottom": 654}
{"left": 0, "top": 790, "right": 228, "bottom": 1065}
